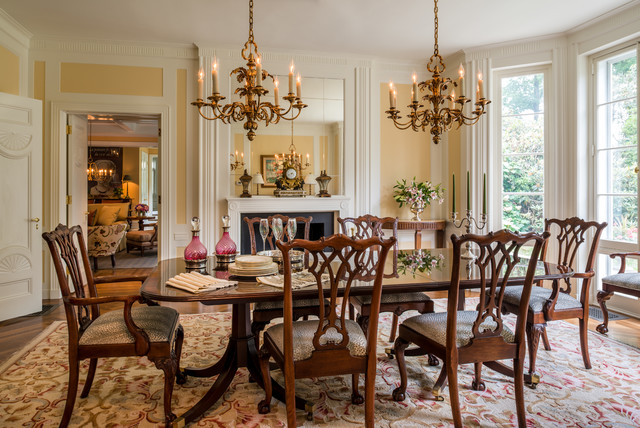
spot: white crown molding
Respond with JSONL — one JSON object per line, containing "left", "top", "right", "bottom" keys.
{"left": 29, "top": 37, "right": 198, "bottom": 59}
{"left": 460, "top": 34, "right": 566, "bottom": 62}
{"left": 568, "top": 1, "right": 640, "bottom": 35}
{"left": 0, "top": 8, "right": 32, "bottom": 49}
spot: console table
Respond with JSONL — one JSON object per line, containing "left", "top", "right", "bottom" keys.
{"left": 383, "top": 219, "right": 446, "bottom": 249}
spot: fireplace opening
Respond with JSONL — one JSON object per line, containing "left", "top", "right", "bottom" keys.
{"left": 240, "top": 211, "right": 335, "bottom": 254}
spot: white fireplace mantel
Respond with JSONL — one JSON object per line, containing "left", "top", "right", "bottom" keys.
{"left": 226, "top": 195, "right": 352, "bottom": 245}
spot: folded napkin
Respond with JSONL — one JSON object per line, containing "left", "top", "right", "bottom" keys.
{"left": 166, "top": 272, "right": 237, "bottom": 293}
{"left": 256, "top": 271, "right": 329, "bottom": 290}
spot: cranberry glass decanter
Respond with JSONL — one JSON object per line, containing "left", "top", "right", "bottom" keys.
{"left": 184, "top": 217, "right": 208, "bottom": 269}
{"left": 215, "top": 215, "right": 237, "bottom": 264}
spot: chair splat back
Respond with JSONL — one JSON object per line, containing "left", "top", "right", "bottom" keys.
{"left": 42, "top": 224, "right": 99, "bottom": 336}
{"left": 449, "top": 230, "right": 549, "bottom": 346}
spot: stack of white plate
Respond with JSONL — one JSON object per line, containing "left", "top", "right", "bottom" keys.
{"left": 228, "top": 255, "right": 278, "bottom": 277}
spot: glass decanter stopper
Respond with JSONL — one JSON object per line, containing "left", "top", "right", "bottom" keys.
{"left": 184, "top": 217, "right": 207, "bottom": 264}
{"left": 215, "top": 215, "right": 237, "bottom": 263}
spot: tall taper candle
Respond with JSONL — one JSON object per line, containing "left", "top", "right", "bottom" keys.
{"left": 212, "top": 58, "right": 219, "bottom": 94}
{"left": 296, "top": 74, "right": 301, "bottom": 99}
{"left": 458, "top": 63, "right": 465, "bottom": 98}
{"left": 412, "top": 73, "right": 419, "bottom": 103}
{"left": 467, "top": 171, "right": 470, "bottom": 210}
{"left": 452, "top": 174, "right": 456, "bottom": 213}
{"left": 289, "top": 61, "right": 294, "bottom": 94}
{"left": 273, "top": 78, "right": 279, "bottom": 106}
{"left": 483, "top": 173, "right": 487, "bottom": 214}
{"left": 197, "top": 69, "right": 204, "bottom": 100}
{"left": 389, "top": 81, "right": 394, "bottom": 108}
{"left": 255, "top": 56, "right": 262, "bottom": 86}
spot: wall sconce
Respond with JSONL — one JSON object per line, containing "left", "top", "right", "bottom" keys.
{"left": 239, "top": 169, "right": 252, "bottom": 198}
{"left": 253, "top": 172, "right": 265, "bottom": 195}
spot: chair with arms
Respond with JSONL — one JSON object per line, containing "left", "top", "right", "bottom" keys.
{"left": 258, "top": 234, "right": 396, "bottom": 427}
{"left": 501, "top": 217, "right": 607, "bottom": 386}
{"left": 339, "top": 214, "right": 434, "bottom": 342}
{"left": 392, "top": 230, "right": 549, "bottom": 428}
{"left": 244, "top": 214, "right": 324, "bottom": 347}
{"left": 42, "top": 224, "right": 184, "bottom": 427}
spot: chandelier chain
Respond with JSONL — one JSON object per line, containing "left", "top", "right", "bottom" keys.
{"left": 433, "top": 0, "right": 438, "bottom": 56}
{"left": 248, "top": 0, "right": 254, "bottom": 44}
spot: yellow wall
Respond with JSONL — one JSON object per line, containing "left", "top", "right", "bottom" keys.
{"left": 60, "top": 63, "right": 163, "bottom": 96}
{"left": 0, "top": 45, "right": 20, "bottom": 95}
{"left": 447, "top": 127, "right": 461, "bottom": 215}
{"left": 379, "top": 83, "right": 432, "bottom": 218}
{"left": 122, "top": 147, "right": 140, "bottom": 205}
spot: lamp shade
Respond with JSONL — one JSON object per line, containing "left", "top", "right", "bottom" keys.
{"left": 253, "top": 172, "right": 265, "bottom": 184}
{"left": 122, "top": 174, "right": 132, "bottom": 182}
{"left": 304, "top": 173, "right": 316, "bottom": 185}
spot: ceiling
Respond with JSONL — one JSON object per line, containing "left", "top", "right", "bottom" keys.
{"left": 1, "top": 0, "right": 637, "bottom": 59}
{"left": 88, "top": 114, "right": 159, "bottom": 147}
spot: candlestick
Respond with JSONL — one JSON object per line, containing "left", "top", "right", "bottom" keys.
{"left": 458, "top": 63, "right": 465, "bottom": 98}
{"left": 273, "top": 78, "right": 279, "bottom": 106}
{"left": 482, "top": 173, "right": 487, "bottom": 214}
{"left": 452, "top": 174, "right": 456, "bottom": 213}
{"left": 477, "top": 71, "right": 484, "bottom": 99}
{"left": 296, "top": 74, "right": 301, "bottom": 98}
{"left": 389, "top": 81, "right": 395, "bottom": 109}
{"left": 412, "top": 73, "right": 419, "bottom": 103}
{"left": 449, "top": 89, "right": 455, "bottom": 109}
{"left": 467, "top": 171, "right": 470, "bottom": 210}
{"left": 197, "top": 69, "right": 204, "bottom": 100}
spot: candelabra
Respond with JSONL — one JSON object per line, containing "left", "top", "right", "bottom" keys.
{"left": 452, "top": 210, "right": 488, "bottom": 278}
{"left": 230, "top": 151, "right": 245, "bottom": 171}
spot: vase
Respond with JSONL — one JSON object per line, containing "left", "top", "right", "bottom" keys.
{"left": 409, "top": 203, "right": 424, "bottom": 221}
{"left": 184, "top": 217, "right": 208, "bottom": 270}
{"left": 215, "top": 215, "right": 237, "bottom": 264}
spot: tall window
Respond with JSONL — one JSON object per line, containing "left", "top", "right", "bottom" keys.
{"left": 595, "top": 48, "right": 638, "bottom": 243}
{"left": 499, "top": 72, "right": 545, "bottom": 232}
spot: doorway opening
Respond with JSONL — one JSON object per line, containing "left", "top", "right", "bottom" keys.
{"left": 67, "top": 113, "right": 161, "bottom": 273}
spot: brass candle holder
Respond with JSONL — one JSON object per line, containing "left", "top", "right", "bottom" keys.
{"left": 451, "top": 210, "right": 487, "bottom": 278}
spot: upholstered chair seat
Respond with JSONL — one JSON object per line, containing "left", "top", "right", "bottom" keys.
{"left": 126, "top": 229, "right": 155, "bottom": 242}
{"left": 402, "top": 311, "right": 516, "bottom": 348}
{"left": 600, "top": 273, "right": 640, "bottom": 291}
{"left": 352, "top": 292, "right": 431, "bottom": 306}
{"left": 264, "top": 319, "right": 367, "bottom": 362}
{"left": 502, "top": 286, "right": 582, "bottom": 312}
{"left": 254, "top": 298, "right": 325, "bottom": 311}
{"left": 79, "top": 306, "right": 180, "bottom": 346}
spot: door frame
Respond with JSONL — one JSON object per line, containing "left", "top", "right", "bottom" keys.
{"left": 48, "top": 102, "right": 170, "bottom": 298}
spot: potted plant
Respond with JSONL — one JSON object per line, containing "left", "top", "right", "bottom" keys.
{"left": 393, "top": 177, "right": 444, "bottom": 221}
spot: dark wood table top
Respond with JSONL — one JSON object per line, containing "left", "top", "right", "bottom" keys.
{"left": 140, "top": 249, "right": 572, "bottom": 305}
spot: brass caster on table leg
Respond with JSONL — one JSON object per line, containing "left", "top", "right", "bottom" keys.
{"left": 527, "top": 373, "right": 540, "bottom": 389}
{"left": 305, "top": 401, "right": 316, "bottom": 421}
{"left": 432, "top": 388, "right": 445, "bottom": 402}
{"left": 472, "top": 379, "right": 486, "bottom": 391}
{"left": 385, "top": 348, "right": 395, "bottom": 359}
{"left": 170, "top": 416, "right": 186, "bottom": 428}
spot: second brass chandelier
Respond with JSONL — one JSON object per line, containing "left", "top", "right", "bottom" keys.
{"left": 192, "top": 0, "right": 307, "bottom": 141}
{"left": 386, "top": 0, "right": 490, "bottom": 144}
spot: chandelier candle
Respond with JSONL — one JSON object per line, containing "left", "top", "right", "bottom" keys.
{"left": 197, "top": 69, "right": 204, "bottom": 100}
{"left": 452, "top": 173, "right": 456, "bottom": 213}
{"left": 212, "top": 59, "right": 219, "bottom": 94}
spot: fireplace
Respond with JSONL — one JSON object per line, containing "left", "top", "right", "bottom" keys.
{"left": 240, "top": 211, "right": 334, "bottom": 254}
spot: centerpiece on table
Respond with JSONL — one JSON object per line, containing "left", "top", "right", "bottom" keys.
{"left": 393, "top": 177, "right": 444, "bottom": 221}
{"left": 134, "top": 203, "right": 149, "bottom": 216}
{"left": 397, "top": 249, "right": 445, "bottom": 277}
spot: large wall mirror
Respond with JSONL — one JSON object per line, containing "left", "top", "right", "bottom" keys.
{"left": 230, "top": 77, "right": 344, "bottom": 196}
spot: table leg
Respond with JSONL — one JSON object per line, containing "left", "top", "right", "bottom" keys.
{"left": 414, "top": 230, "right": 422, "bottom": 249}
{"left": 436, "top": 229, "right": 444, "bottom": 248}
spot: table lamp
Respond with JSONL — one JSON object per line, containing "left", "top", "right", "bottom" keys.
{"left": 122, "top": 174, "right": 132, "bottom": 198}
{"left": 253, "top": 172, "right": 265, "bottom": 195}
{"left": 304, "top": 172, "right": 316, "bottom": 196}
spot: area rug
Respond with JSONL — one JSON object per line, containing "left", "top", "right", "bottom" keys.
{"left": 1, "top": 302, "right": 639, "bottom": 427}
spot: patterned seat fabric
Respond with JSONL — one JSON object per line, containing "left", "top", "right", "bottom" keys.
{"left": 502, "top": 285, "right": 582, "bottom": 312}
{"left": 352, "top": 292, "right": 431, "bottom": 306}
{"left": 127, "top": 229, "right": 155, "bottom": 242}
{"left": 87, "top": 223, "right": 127, "bottom": 257}
{"left": 402, "top": 311, "right": 515, "bottom": 347}
{"left": 265, "top": 319, "right": 367, "bottom": 362}
{"left": 79, "top": 306, "right": 179, "bottom": 345}
{"left": 602, "top": 273, "right": 640, "bottom": 292}
{"left": 254, "top": 298, "right": 328, "bottom": 311}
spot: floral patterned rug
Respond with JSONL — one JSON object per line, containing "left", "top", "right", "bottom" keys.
{"left": 1, "top": 302, "right": 639, "bottom": 427}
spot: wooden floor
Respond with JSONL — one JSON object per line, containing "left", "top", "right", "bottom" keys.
{"left": 0, "top": 273, "right": 638, "bottom": 364}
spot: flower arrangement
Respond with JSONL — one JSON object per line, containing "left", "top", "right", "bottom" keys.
{"left": 134, "top": 203, "right": 149, "bottom": 215}
{"left": 393, "top": 178, "right": 445, "bottom": 220}
{"left": 397, "top": 250, "right": 445, "bottom": 277}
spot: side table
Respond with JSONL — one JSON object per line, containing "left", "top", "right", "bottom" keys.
{"left": 382, "top": 219, "right": 446, "bottom": 249}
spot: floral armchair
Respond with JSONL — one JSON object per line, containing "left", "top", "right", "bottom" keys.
{"left": 87, "top": 223, "right": 127, "bottom": 270}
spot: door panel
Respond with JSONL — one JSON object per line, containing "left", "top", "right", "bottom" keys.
{"left": 67, "top": 115, "right": 88, "bottom": 235}
{"left": 0, "top": 93, "right": 43, "bottom": 321}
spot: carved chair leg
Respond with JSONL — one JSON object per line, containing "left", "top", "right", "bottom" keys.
{"left": 596, "top": 290, "right": 614, "bottom": 334}
{"left": 392, "top": 337, "right": 410, "bottom": 401}
{"left": 579, "top": 317, "right": 592, "bottom": 369}
{"left": 80, "top": 358, "right": 98, "bottom": 398}
{"left": 513, "top": 355, "right": 527, "bottom": 428}
{"left": 153, "top": 357, "right": 177, "bottom": 425}
{"left": 432, "top": 365, "right": 448, "bottom": 401}
{"left": 60, "top": 358, "right": 80, "bottom": 428}
{"left": 447, "top": 361, "right": 462, "bottom": 428}
{"left": 110, "top": 254, "right": 116, "bottom": 267}
{"left": 175, "top": 325, "right": 187, "bottom": 385}
{"left": 526, "top": 322, "right": 544, "bottom": 388}
{"left": 541, "top": 326, "right": 551, "bottom": 351}
{"left": 251, "top": 320, "right": 269, "bottom": 351}
{"left": 351, "top": 373, "right": 363, "bottom": 404}
{"left": 257, "top": 346, "right": 272, "bottom": 414}
{"left": 357, "top": 314, "right": 370, "bottom": 337}
{"left": 388, "top": 313, "right": 399, "bottom": 343}
{"left": 472, "top": 362, "right": 485, "bottom": 391}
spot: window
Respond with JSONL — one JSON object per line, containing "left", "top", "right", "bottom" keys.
{"left": 498, "top": 72, "right": 546, "bottom": 233}
{"left": 594, "top": 48, "right": 638, "bottom": 243}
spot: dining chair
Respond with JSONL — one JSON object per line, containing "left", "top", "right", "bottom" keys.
{"left": 42, "top": 224, "right": 184, "bottom": 427}
{"left": 258, "top": 233, "right": 396, "bottom": 427}
{"left": 338, "top": 215, "right": 434, "bottom": 342}
{"left": 500, "top": 217, "right": 606, "bottom": 386}
{"left": 392, "top": 229, "right": 549, "bottom": 428}
{"left": 244, "top": 214, "right": 323, "bottom": 348}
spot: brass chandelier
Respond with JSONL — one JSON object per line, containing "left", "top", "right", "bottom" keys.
{"left": 192, "top": 0, "right": 307, "bottom": 141}
{"left": 386, "top": 0, "right": 490, "bottom": 144}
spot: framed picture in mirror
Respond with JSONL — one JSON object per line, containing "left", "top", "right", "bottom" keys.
{"left": 261, "top": 155, "right": 279, "bottom": 187}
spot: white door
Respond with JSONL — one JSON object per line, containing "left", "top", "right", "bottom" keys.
{"left": 0, "top": 93, "right": 43, "bottom": 321}
{"left": 67, "top": 115, "right": 88, "bottom": 234}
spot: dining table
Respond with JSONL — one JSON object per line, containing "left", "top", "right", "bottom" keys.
{"left": 140, "top": 248, "right": 572, "bottom": 426}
